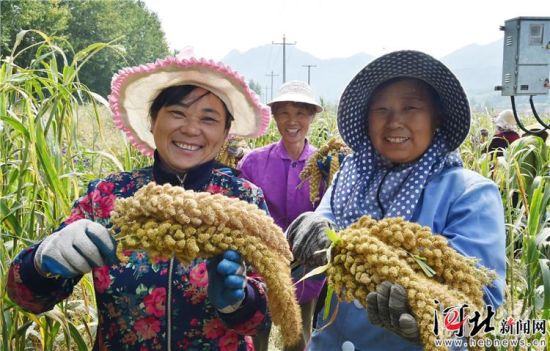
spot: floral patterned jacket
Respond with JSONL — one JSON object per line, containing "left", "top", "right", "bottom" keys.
{"left": 8, "top": 155, "right": 270, "bottom": 351}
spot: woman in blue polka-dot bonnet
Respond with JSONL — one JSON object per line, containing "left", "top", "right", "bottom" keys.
{"left": 285, "top": 50, "right": 506, "bottom": 351}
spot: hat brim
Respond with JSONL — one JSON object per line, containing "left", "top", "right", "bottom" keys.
{"left": 267, "top": 93, "right": 323, "bottom": 113}
{"left": 109, "top": 57, "right": 270, "bottom": 156}
{"left": 337, "top": 50, "right": 470, "bottom": 152}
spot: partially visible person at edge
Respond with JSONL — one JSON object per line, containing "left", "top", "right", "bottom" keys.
{"left": 286, "top": 50, "right": 506, "bottom": 350}
{"left": 486, "top": 109, "right": 520, "bottom": 157}
{"left": 522, "top": 125, "right": 548, "bottom": 143}
{"left": 237, "top": 80, "right": 326, "bottom": 351}
{"left": 7, "top": 51, "right": 273, "bottom": 350}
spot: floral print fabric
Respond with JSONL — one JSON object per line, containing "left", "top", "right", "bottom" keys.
{"left": 8, "top": 166, "right": 269, "bottom": 351}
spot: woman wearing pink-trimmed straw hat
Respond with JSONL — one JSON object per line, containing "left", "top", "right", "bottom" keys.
{"left": 8, "top": 50, "right": 273, "bottom": 350}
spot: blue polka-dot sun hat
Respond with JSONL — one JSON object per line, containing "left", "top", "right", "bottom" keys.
{"left": 337, "top": 50, "right": 471, "bottom": 153}
{"left": 331, "top": 51, "right": 467, "bottom": 227}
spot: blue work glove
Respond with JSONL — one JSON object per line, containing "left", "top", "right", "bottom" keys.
{"left": 338, "top": 152, "right": 346, "bottom": 164}
{"left": 34, "top": 219, "right": 117, "bottom": 278}
{"left": 316, "top": 155, "right": 332, "bottom": 179}
{"left": 367, "top": 281, "right": 420, "bottom": 343}
{"left": 207, "top": 250, "right": 247, "bottom": 313}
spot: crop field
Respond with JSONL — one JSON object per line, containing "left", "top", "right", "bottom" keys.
{"left": 0, "top": 36, "right": 549, "bottom": 350}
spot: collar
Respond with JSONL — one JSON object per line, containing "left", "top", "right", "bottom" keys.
{"left": 152, "top": 150, "right": 220, "bottom": 190}
{"left": 274, "top": 139, "right": 313, "bottom": 161}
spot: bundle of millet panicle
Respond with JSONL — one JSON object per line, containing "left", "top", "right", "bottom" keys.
{"left": 326, "top": 216, "right": 496, "bottom": 351}
{"left": 215, "top": 137, "right": 248, "bottom": 168}
{"left": 110, "top": 183, "right": 302, "bottom": 347}
{"left": 299, "top": 136, "right": 351, "bottom": 204}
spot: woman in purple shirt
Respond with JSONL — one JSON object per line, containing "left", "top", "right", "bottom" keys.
{"left": 237, "top": 80, "right": 325, "bottom": 351}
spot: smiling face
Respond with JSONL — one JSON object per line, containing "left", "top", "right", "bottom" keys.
{"left": 367, "top": 78, "right": 440, "bottom": 164}
{"left": 151, "top": 87, "right": 228, "bottom": 173}
{"left": 272, "top": 102, "right": 315, "bottom": 144}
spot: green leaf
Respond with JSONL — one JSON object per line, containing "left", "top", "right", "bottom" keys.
{"left": 539, "top": 259, "right": 550, "bottom": 310}
{"left": 408, "top": 252, "right": 436, "bottom": 277}
{"left": 294, "top": 263, "right": 329, "bottom": 284}
{"left": 13, "top": 30, "right": 31, "bottom": 52}
{"left": 84, "top": 150, "right": 124, "bottom": 173}
{"left": 0, "top": 199, "right": 22, "bottom": 234}
{"left": 323, "top": 285, "right": 335, "bottom": 320}
{"left": 88, "top": 91, "right": 110, "bottom": 109}
{"left": 0, "top": 114, "right": 30, "bottom": 140}
{"left": 326, "top": 228, "right": 341, "bottom": 244}
{"left": 68, "top": 322, "right": 89, "bottom": 351}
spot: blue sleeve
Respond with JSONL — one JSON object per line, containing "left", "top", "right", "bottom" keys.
{"left": 315, "top": 185, "right": 336, "bottom": 223}
{"left": 216, "top": 277, "right": 270, "bottom": 335}
{"left": 6, "top": 179, "right": 99, "bottom": 313}
{"left": 315, "top": 169, "right": 339, "bottom": 224}
{"left": 7, "top": 244, "right": 81, "bottom": 314}
{"left": 443, "top": 180, "right": 506, "bottom": 308}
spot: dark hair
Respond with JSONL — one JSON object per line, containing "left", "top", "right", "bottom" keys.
{"left": 270, "top": 101, "right": 317, "bottom": 116}
{"left": 149, "top": 85, "right": 234, "bottom": 130}
{"left": 368, "top": 77, "right": 445, "bottom": 122}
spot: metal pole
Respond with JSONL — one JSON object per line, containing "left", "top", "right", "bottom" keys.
{"left": 266, "top": 71, "right": 279, "bottom": 100}
{"left": 272, "top": 34, "right": 296, "bottom": 83}
{"left": 302, "top": 64, "right": 317, "bottom": 84}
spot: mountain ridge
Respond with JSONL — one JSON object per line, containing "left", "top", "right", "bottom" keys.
{"left": 222, "top": 39, "right": 549, "bottom": 112}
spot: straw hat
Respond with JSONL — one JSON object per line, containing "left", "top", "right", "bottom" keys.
{"left": 109, "top": 49, "right": 270, "bottom": 156}
{"left": 337, "top": 50, "right": 471, "bottom": 152}
{"left": 268, "top": 80, "right": 323, "bottom": 113}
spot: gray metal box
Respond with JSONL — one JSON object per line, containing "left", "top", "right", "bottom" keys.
{"left": 500, "top": 17, "right": 550, "bottom": 96}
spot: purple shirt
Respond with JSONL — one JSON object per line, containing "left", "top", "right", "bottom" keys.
{"left": 237, "top": 140, "right": 319, "bottom": 231}
{"left": 237, "top": 140, "right": 325, "bottom": 303}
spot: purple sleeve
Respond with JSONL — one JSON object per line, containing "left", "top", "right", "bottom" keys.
{"left": 236, "top": 153, "right": 253, "bottom": 182}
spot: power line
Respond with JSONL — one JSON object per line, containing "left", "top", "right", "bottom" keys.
{"left": 272, "top": 34, "right": 296, "bottom": 83}
{"left": 266, "top": 71, "right": 279, "bottom": 100}
{"left": 302, "top": 64, "right": 317, "bottom": 84}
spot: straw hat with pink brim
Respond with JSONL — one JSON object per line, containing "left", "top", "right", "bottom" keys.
{"left": 109, "top": 50, "right": 271, "bottom": 157}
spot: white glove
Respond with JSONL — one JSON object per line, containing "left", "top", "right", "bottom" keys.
{"left": 34, "top": 219, "right": 116, "bottom": 278}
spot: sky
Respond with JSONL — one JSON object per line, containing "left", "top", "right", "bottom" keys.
{"left": 142, "top": 0, "right": 550, "bottom": 60}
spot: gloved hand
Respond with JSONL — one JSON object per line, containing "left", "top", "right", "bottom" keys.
{"left": 367, "top": 281, "right": 420, "bottom": 343}
{"left": 337, "top": 152, "right": 346, "bottom": 164}
{"left": 286, "top": 212, "right": 334, "bottom": 267}
{"left": 34, "top": 219, "right": 117, "bottom": 278}
{"left": 207, "top": 250, "right": 247, "bottom": 313}
{"left": 316, "top": 155, "right": 332, "bottom": 179}
{"left": 227, "top": 145, "right": 245, "bottom": 158}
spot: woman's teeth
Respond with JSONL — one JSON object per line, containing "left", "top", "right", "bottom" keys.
{"left": 386, "top": 136, "right": 409, "bottom": 143}
{"left": 174, "top": 142, "right": 201, "bottom": 151}
{"left": 286, "top": 128, "right": 299, "bottom": 135}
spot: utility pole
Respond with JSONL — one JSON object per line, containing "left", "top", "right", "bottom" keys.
{"left": 302, "top": 64, "right": 317, "bottom": 84}
{"left": 265, "top": 71, "right": 279, "bottom": 100}
{"left": 272, "top": 34, "right": 296, "bottom": 83}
